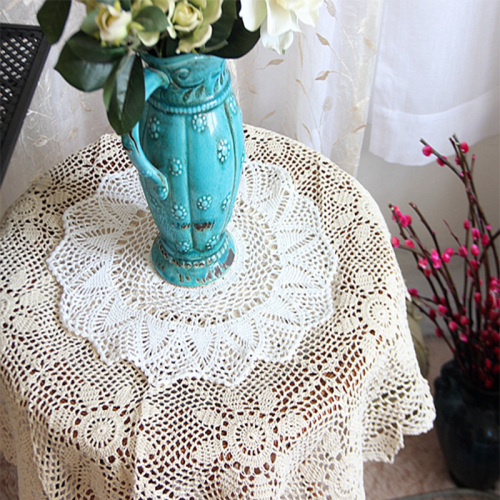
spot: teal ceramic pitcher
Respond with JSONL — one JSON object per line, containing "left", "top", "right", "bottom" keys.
{"left": 122, "top": 54, "right": 244, "bottom": 287}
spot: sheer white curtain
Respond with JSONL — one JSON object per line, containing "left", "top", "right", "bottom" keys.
{"left": 1, "top": 0, "right": 383, "bottom": 219}
{"left": 367, "top": 0, "right": 500, "bottom": 166}
{"left": 1, "top": 0, "right": 498, "bottom": 217}
{"left": 231, "top": 0, "right": 383, "bottom": 176}
{"left": 0, "top": 0, "right": 110, "bottom": 217}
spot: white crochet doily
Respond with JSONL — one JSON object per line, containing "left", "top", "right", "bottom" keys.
{"left": 47, "top": 161, "right": 337, "bottom": 387}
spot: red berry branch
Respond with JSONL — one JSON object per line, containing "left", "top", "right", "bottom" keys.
{"left": 390, "top": 136, "right": 499, "bottom": 390}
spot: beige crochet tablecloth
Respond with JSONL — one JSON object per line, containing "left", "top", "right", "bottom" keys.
{"left": 0, "top": 125, "right": 435, "bottom": 499}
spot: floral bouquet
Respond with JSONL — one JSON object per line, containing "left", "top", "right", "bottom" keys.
{"left": 37, "top": 0, "right": 322, "bottom": 134}
{"left": 390, "top": 136, "right": 499, "bottom": 390}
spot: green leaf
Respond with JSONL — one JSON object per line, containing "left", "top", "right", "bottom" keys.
{"left": 155, "top": 36, "right": 179, "bottom": 58}
{"left": 103, "top": 56, "right": 126, "bottom": 111}
{"left": 134, "top": 6, "right": 169, "bottom": 32}
{"left": 120, "top": 0, "right": 132, "bottom": 10}
{"left": 203, "top": 0, "right": 237, "bottom": 51}
{"left": 37, "top": 0, "right": 71, "bottom": 44}
{"left": 105, "top": 54, "right": 145, "bottom": 135}
{"left": 203, "top": 39, "right": 229, "bottom": 53}
{"left": 67, "top": 31, "right": 127, "bottom": 63}
{"left": 209, "top": 17, "right": 260, "bottom": 59}
{"left": 55, "top": 43, "right": 116, "bottom": 92}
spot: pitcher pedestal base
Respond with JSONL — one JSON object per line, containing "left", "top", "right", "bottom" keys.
{"left": 151, "top": 233, "right": 236, "bottom": 287}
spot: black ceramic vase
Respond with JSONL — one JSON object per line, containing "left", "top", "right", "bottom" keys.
{"left": 434, "top": 360, "right": 499, "bottom": 490}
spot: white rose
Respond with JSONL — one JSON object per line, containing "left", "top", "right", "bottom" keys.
{"left": 261, "top": 23, "right": 295, "bottom": 53}
{"left": 174, "top": 0, "right": 223, "bottom": 53}
{"left": 96, "top": 1, "right": 133, "bottom": 45}
{"left": 172, "top": 0, "right": 203, "bottom": 33}
{"left": 240, "top": 0, "right": 323, "bottom": 53}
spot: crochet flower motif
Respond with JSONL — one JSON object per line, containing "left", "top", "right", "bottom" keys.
{"left": 0, "top": 270, "right": 44, "bottom": 352}
{"left": 11, "top": 194, "right": 39, "bottom": 217}
{"left": 366, "top": 296, "right": 393, "bottom": 329}
{"left": 80, "top": 410, "right": 121, "bottom": 456}
{"left": 72, "top": 385, "right": 134, "bottom": 461}
{"left": 192, "top": 389, "right": 304, "bottom": 473}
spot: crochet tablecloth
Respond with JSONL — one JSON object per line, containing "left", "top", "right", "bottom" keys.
{"left": 0, "top": 125, "right": 435, "bottom": 499}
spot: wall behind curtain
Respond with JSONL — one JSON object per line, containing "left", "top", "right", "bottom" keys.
{"left": 357, "top": 131, "right": 500, "bottom": 336}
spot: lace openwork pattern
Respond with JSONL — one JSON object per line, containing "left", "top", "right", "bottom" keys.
{"left": 0, "top": 126, "right": 435, "bottom": 499}
{"left": 46, "top": 162, "right": 337, "bottom": 387}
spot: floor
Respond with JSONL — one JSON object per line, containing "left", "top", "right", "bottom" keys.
{"left": 363, "top": 336, "right": 500, "bottom": 500}
{"left": 0, "top": 337, "right": 498, "bottom": 500}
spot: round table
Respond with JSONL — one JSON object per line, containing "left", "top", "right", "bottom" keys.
{"left": 0, "top": 125, "right": 434, "bottom": 499}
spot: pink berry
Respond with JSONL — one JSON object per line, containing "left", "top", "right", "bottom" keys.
{"left": 422, "top": 145, "right": 433, "bottom": 156}
{"left": 418, "top": 258, "right": 428, "bottom": 269}
{"left": 438, "top": 304, "right": 447, "bottom": 316}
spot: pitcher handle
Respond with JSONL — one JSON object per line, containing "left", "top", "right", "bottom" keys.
{"left": 122, "top": 67, "right": 171, "bottom": 201}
